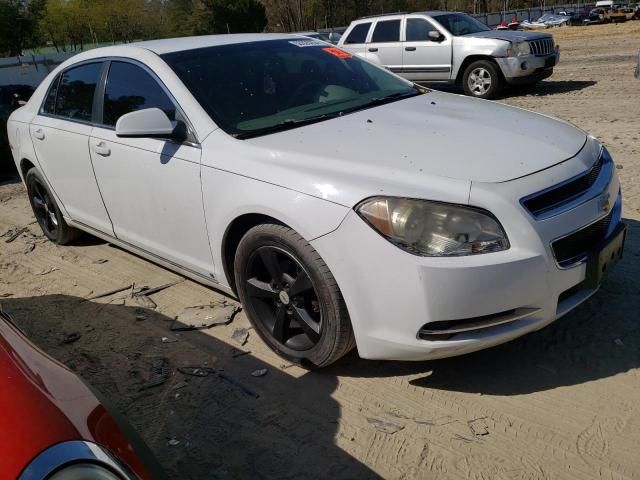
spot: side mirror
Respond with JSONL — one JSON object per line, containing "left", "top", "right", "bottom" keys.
{"left": 428, "top": 30, "right": 444, "bottom": 42}
{"left": 115, "top": 108, "right": 186, "bottom": 142}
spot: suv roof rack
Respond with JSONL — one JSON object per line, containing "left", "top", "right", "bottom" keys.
{"left": 357, "top": 11, "right": 407, "bottom": 20}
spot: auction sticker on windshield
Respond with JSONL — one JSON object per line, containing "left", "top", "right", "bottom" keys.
{"left": 323, "top": 47, "right": 352, "bottom": 59}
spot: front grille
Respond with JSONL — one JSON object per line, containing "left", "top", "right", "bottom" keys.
{"left": 552, "top": 208, "right": 613, "bottom": 267}
{"left": 529, "top": 38, "right": 555, "bottom": 56}
{"left": 522, "top": 156, "right": 604, "bottom": 217}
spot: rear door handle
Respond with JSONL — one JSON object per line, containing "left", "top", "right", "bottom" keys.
{"left": 33, "top": 128, "right": 45, "bottom": 140}
{"left": 405, "top": 46, "right": 417, "bottom": 51}
{"left": 92, "top": 142, "right": 111, "bottom": 157}
{"left": 368, "top": 47, "right": 378, "bottom": 52}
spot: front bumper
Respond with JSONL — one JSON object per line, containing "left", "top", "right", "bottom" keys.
{"left": 496, "top": 48, "right": 560, "bottom": 84}
{"left": 311, "top": 141, "right": 621, "bottom": 361}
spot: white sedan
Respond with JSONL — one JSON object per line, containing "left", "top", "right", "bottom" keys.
{"left": 7, "top": 34, "right": 624, "bottom": 367}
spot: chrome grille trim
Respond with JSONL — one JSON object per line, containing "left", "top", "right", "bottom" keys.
{"left": 418, "top": 308, "right": 541, "bottom": 338}
{"left": 520, "top": 149, "right": 613, "bottom": 220}
{"left": 529, "top": 38, "right": 555, "bottom": 56}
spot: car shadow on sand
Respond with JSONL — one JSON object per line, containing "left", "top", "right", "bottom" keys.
{"left": 1, "top": 295, "right": 380, "bottom": 479}
{"left": 501, "top": 80, "right": 598, "bottom": 98}
{"left": 326, "top": 217, "right": 640, "bottom": 396}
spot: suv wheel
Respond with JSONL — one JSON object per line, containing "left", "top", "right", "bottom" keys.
{"left": 234, "top": 223, "right": 355, "bottom": 368}
{"left": 25, "top": 168, "right": 79, "bottom": 244}
{"left": 462, "top": 60, "right": 502, "bottom": 99}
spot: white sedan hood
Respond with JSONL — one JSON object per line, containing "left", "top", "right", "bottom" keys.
{"left": 209, "top": 90, "right": 587, "bottom": 207}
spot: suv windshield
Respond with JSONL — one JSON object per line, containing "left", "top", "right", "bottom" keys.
{"left": 434, "top": 13, "right": 491, "bottom": 36}
{"left": 162, "top": 39, "right": 422, "bottom": 139}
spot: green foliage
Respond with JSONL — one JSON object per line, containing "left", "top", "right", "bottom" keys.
{"left": 0, "top": 0, "right": 570, "bottom": 55}
{"left": 0, "top": 0, "right": 43, "bottom": 56}
{"left": 196, "top": 0, "right": 268, "bottom": 34}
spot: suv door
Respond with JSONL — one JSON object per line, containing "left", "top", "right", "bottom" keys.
{"left": 340, "top": 21, "right": 372, "bottom": 58}
{"left": 29, "top": 62, "right": 114, "bottom": 234}
{"left": 366, "top": 18, "right": 403, "bottom": 72}
{"left": 402, "top": 16, "right": 452, "bottom": 82}
{"left": 89, "top": 60, "right": 214, "bottom": 277}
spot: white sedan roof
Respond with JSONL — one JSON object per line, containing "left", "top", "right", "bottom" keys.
{"left": 131, "top": 33, "right": 300, "bottom": 55}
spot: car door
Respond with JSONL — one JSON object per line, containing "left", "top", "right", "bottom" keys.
{"left": 402, "top": 16, "right": 453, "bottom": 82}
{"left": 89, "top": 60, "right": 214, "bottom": 278}
{"left": 366, "top": 18, "right": 404, "bottom": 73}
{"left": 29, "top": 62, "right": 114, "bottom": 234}
{"left": 340, "top": 21, "right": 372, "bottom": 59}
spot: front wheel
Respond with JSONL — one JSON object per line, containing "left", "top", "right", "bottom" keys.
{"left": 234, "top": 223, "right": 355, "bottom": 368}
{"left": 462, "top": 60, "right": 503, "bottom": 99}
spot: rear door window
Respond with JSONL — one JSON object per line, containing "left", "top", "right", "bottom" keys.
{"left": 102, "top": 61, "right": 176, "bottom": 127}
{"left": 371, "top": 19, "right": 401, "bottom": 43}
{"left": 345, "top": 22, "right": 371, "bottom": 44}
{"left": 54, "top": 63, "right": 102, "bottom": 122}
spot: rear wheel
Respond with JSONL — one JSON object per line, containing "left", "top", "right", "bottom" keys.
{"left": 462, "top": 60, "right": 503, "bottom": 99}
{"left": 234, "top": 223, "right": 355, "bottom": 368}
{"left": 25, "top": 168, "right": 79, "bottom": 244}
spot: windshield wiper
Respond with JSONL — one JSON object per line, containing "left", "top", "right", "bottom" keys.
{"left": 234, "top": 114, "right": 338, "bottom": 139}
{"left": 234, "top": 89, "right": 423, "bottom": 140}
{"left": 336, "top": 89, "right": 422, "bottom": 116}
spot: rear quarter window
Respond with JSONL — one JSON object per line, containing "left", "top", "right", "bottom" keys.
{"left": 345, "top": 22, "right": 371, "bottom": 44}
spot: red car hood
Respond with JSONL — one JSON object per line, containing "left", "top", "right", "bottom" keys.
{"left": 0, "top": 312, "right": 152, "bottom": 479}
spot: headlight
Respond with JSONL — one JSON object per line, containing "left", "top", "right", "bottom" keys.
{"left": 509, "top": 41, "right": 531, "bottom": 56}
{"left": 356, "top": 197, "right": 509, "bottom": 256}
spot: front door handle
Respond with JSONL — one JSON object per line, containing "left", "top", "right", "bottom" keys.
{"left": 92, "top": 142, "right": 111, "bottom": 157}
{"left": 405, "top": 46, "right": 417, "bottom": 51}
{"left": 368, "top": 47, "right": 378, "bottom": 52}
{"left": 33, "top": 128, "right": 45, "bottom": 140}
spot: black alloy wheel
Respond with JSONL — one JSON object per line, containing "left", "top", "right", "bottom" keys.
{"left": 28, "top": 173, "right": 59, "bottom": 239}
{"left": 245, "top": 246, "right": 322, "bottom": 351}
{"left": 25, "top": 168, "right": 79, "bottom": 244}
{"left": 234, "top": 223, "right": 355, "bottom": 368}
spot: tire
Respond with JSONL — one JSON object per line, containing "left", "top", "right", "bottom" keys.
{"left": 25, "top": 168, "right": 80, "bottom": 245}
{"left": 234, "top": 223, "right": 355, "bottom": 368}
{"left": 462, "top": 60, "right": 503, "bottom": 100}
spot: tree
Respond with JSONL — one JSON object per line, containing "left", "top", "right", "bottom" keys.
{"left": 197, "top": 0, "right": 267, "bottom": 34}
{"left": 0, "top": 0, "right": 42, "bottom": 56}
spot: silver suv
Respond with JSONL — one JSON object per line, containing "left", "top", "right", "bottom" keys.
{"left": 337, "top": 11, "right": 560, "bottom": 99}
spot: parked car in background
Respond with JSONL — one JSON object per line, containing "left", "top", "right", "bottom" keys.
{"left": 521, "top": 13, "right": 570, "bottom": 28}
{"left": 566, "top": 11, "right": 593, "bottom": 25}
{"left": 586, "top": 8, "right": 609, "bottom": 23}
{"left": 7, "top": 34, "right": 624, "bottom": 367}
{"left": 1, "top": 85, "right": 35, "bottom": 176}
{"left": 0, "top": 309, "right": 163, "bottom": 479}
{"left": 337, "top": 11, "right": 559, "bottom": 99}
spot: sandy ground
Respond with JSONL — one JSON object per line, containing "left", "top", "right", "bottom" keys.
{"left": 1, "top": 22, "right": 640, "bottom": 480}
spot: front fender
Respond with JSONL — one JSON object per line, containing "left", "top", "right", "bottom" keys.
{"left": 200, "top": 164, "right": 350, "bottom": 289}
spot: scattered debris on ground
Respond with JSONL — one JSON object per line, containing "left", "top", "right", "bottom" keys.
{"left": 468, "top": 418, "right": 490, "bottom": 436}
{"left": 140, "top": 358, "right": 171, "bottom": 390}
{"left": 170, "top": 302, "right": 241, "bottom": 331}
{"left": 251, "top": 368, "right": 268, "bottom": 377}
{"left": 3, "top": 226, "right": 28, "bottom": 243}
{"left": 231, "top": 327, "right": 250, "bottom": 345}
{"left": 61, "top": 332, "right": 81, "bottom": 344}
{"left": 366, "top": 417, "right": 405, "bottom": 435}
{"left": 85, "top": 284, "right": 133, "bottom": 301}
